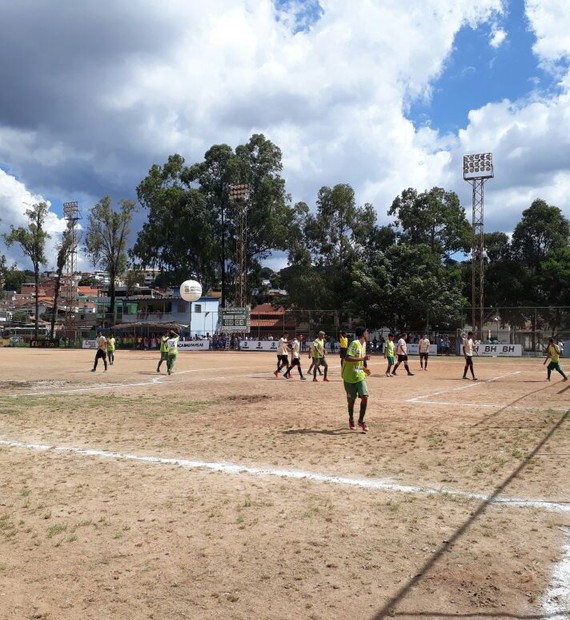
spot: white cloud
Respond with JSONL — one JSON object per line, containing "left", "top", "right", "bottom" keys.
{"left": 525, "top": 0, "right": 570, "bottom": 66}
{"left": 0, "top": 170, "right": 68, "bottom": 270}
{"left": 2, "top": 0, "right": 570, "bottom": 274}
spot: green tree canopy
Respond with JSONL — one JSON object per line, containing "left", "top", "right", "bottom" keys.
{"left": 84, "top": 196, "right": 135, "bottom": 318}
{"left": 3, "top": 202, "right": 50, "bottom": 339}
{"left": 388, "top": 187, "right": 472, "bottom": 260}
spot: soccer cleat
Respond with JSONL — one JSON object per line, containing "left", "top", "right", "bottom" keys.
{"left": 300, "top": 376, "right": 307, "bottom": 381}
{"left": 313, "top": 378, "right": 318, "bottom": 382}
{"left": 407, "top": 372, "right": 415, "bottom": 376}
{"left": 273, "top": 370, "right": 279, "bottom": 377}
{"left": 358, "top": 421, "right": 369, "bottom": 433}
{"left": 349, "top": 419, "right": 356, "bottom": 430}
{"left": 323, "top": 377, "right": 330, "bottom": 382}
{"left": 91, "top": 369, "right": 96, "bottom": 372}
{"left": 391, "top": 371, "right": 397, "bottom": 376}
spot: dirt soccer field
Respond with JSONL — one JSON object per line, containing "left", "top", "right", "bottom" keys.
{"left": 0, "top": 347, "right": 569, "bottom": 619}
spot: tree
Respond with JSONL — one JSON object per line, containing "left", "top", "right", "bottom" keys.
{"left": 133, "top": 156, "right": 216, "bottom": 289}
{"left": 84, "top": 196, "right": 135, "bottom": 320}
{"left": 3, "top": 202, "right": 50, "bottom": 340}
{"left": 388, "top": 187, "right": 472, "bottom": 259}
{"left": 134, "top": 135, "right": 294, "bottom": 306}
{"left": 352, "top": 243, "right": 466, "bottom": 332}
{"left": 511, "top": 199, "right": 570, "bottom": 272}
{"left": 281, "top": 185, "right": 377, "bottom": 324}
{"left": 192, "top": 134, "right": 294, "bottom": 304}
{"left": 49, "top": 221, "right": 77, "bottom": 339}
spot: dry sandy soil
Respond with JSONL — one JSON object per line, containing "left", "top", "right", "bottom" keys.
{"left": 0, "top": 347, "right": 569, "bottom": 619}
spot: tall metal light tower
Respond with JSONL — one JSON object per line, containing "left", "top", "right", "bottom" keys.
{"left": 228, "top": 184, "right": 250, "bottom": 308}
{"left": 463, "top": 153, "right": 494, "bottom": 341}
{"left": 63, "top": 201, "right": 81, "bottom": 335}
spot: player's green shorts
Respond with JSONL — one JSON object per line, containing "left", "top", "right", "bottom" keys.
{"left": 386, "top": 355, "right": 394, "bottom": 364}
{"left": 344, "top": 380, "right": 368, "bottom": 399}
{"left": 547, "top": 361, "right": 561, "bottom": 372}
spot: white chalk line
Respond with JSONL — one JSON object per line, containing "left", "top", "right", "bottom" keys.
{"left": 2, "top": 437, "right": 569, "bottom": 614}
{"left": 406, "top": 371, "right": 522, "bottom": 404}
{"left": 9, "top": 366, "right": 261, "bottom": 397}
{"left": 0, "top": 437, "right": 568, "bottom": 513}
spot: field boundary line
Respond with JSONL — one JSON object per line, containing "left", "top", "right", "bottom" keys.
{"left": 1, "top": 438, "right": 569, "bottom": 513}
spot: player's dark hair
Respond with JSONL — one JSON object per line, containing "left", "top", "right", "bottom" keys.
{"left": 355, "top": 326, "right": 366, "bottom": 338}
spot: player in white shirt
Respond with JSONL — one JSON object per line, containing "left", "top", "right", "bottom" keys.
{"left": 391, "top": 333, "right": 414, "bottom": 376}
{"left": 462, "top": 331, "right": 478, "bottom": 380}
{"left": 273, "top": 333, "right": 290, "bottom": 377}
{"left": 283, "top": 335, "right": 307, "bottom": 380}
{"left": 418, "top": 334, "right": 430, "bottom": 371}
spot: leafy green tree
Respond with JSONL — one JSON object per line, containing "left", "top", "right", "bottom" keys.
{"left": 3, "top": 202, "right": 50, "bottom": 339}
{"left": 133, "top": 155, "right": 216, "bottom": 289}
{"left": 282, "top": 185, "right": 377, "bottom": 324}
{"left": 388, "top": 187, "right": 472, "bottom": 259}
{"left": 49, "top": 221, "right": 77, "bottom": 339}
{"left": 192, "top": 134, "right": 294, "bottom": 304}
{"left": 511, "top": 199, "right": 570, "bottom": 272}
{"left": 84, "top": 196, "right": 135, "bottom": 319}
{"left": 352, "top": 243, "right": 466, "bottom": 332}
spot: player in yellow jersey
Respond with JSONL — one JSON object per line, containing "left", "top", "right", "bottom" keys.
{"left": 384, "top": 333, "right": 395, "bottom": 377}
{"left": 544, "top": 338, "right": 568, "bottom": 381}
{"left": 342, "top": 326, "right": 371, "bottom": 432}
{"left": 339, "top": 331, "right": 348, "bottom": 368}
{"left": 157, "top": 330, "right": 170, "bottom": 373}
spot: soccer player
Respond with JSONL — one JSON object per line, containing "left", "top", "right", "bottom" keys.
{"left": 544, "top": 338, "right": 568, "bottom": 382}
{"left": 342, "top": 326, "right": 371, "bottom": 432}
{"left": 107, "top": 330, "right": 116, "bottom": 365}
{"left": 283, "top": 335, "right": 306, "bottom": 380}
{"left": 91, "top": 331, "right": 108, "bottom": 372}
{"left": 274, "top": 332, "right": 290, "bottom": 377}
{"left": 339, "top": 331, "right": 348, "bottom": 368}
{"left": 462, "top": 331, "right": 478, "bottom": 380}
{"left": 166, "top": 329, "right": 180, "bottom": 375}
{"left": 157, "top": 330, "right": 170, "bottom": 373}
{"left": 392, "top": 333, "right": 414, "bottom": 376}
{"left": 418, "top": 333, "right": 430, "bottom": 370}
{"left": 384, "top": 333, "right": 395, "bottom": 377}
{"left": 312, "top": 330, "right": 329, "bottom": 382}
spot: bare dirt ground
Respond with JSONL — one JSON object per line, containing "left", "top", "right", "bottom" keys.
{"left": 0, "top": 347, "right": 569, "bottom": 619}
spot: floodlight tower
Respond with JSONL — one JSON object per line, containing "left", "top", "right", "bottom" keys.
{"left": 463, "top": 153, "right": 494, "bottom": 342}
{"left": 63, "top": 201, "right": 81, "bottom": 333}
{"left": 228, "top": 184, "right": 250, "bottom": 308}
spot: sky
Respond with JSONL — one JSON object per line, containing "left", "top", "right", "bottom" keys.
{"left": 1, "top": 0, "right": 570, "bottom": 272}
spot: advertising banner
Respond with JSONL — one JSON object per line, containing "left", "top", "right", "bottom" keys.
{"left": 460, "top": 343, "right": 523, "bottom": 357}
{"left": 178, "top": 340, "right": 210, "bottom": 351}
